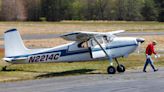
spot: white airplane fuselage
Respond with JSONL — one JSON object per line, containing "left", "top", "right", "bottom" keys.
{"left": 5, "top": 37, "right": 139, "bottom": 64}
{"left": 3, "top": 29, "right": 145, "bottom": 74}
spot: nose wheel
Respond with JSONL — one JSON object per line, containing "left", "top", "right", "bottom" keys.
{"left": 107, "top": 59, "right": 126, "bottom": 74}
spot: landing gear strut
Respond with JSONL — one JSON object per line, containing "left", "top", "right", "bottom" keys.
{"left": 107, "top": 58, "right": 126, "bottom": 74}
{"left": 93, "top": 37, "right": 125, "bottom": 74}
{"left": 115, "top": 58, "right": 125, "bottom": 73}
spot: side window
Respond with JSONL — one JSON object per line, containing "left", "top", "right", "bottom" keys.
{"left": 91, "top": 37, "right": 104, "bottom": 46}
{"left": 78, "top": 41, "right": 88, "bottom": 48}
{"left": 104, "top": 36, "right": 114, "bottom": 43}
{"left": 91, "top": 40, "right": 97, "bottom": 46}
{"left": 108, "top": 36, "right": 114, "bottom": 42}
{"left": 103, "top": 36, "right": 109, "bottom": 43}
{"left": 90, "top": 36, "right": 114, "bottom": 47}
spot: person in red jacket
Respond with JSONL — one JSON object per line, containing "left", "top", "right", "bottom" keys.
{"left": 143, "top": 41, "right": 158, "bottom": 72}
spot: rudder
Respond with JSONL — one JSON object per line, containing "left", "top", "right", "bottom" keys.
{"left": 4, "top": 29, "right": 28, "bottom": 57}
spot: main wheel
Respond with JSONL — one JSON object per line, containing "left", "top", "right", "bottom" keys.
{"left": 2, "top": 66, "right": 7, "bottom": 71}
{"left": 107, "top": 66, "right": 116, "bottom": 74}
{"left": 117, "top": 64, "right": 125, "bottom": 73}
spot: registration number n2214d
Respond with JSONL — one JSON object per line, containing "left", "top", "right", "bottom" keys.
{"left": 28, "top": 53, "right": 60, "bottom": 63}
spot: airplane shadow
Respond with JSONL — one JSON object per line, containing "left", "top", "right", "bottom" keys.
{"left": 35, "top": 69, "right": 95, "bottom": 78}
{"left": 1, "top": 66, "right": 45, "bottom": 73}
{"left": 1, "top": 66, "right": 106, "bottom": 78}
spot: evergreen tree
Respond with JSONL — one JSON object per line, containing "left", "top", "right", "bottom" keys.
{"left": 141, "top": 0, "right": 158, "bottom": 21}
{"left": 125, "top": 0, "right": 143, "bottom": 21}
{"left": 116, "top": 0, "right": 128, "bottom": 20}
{"left": 154, "top": 0, "right": 164, "bottom": 22}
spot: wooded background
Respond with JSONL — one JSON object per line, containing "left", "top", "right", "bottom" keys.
{"left": 0, "top": 0, "right": 163, "bottom": 21}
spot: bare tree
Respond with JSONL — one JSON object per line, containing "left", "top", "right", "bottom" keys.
{"left": 1, "top": 0, "right": 27, "bottom": 21}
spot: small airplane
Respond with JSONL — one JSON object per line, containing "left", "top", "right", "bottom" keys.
{"left": 3, "top": 29, "right": 145, "bottom": 74}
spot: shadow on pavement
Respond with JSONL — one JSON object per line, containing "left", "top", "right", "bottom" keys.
{"left": 35, "top": 69, "right": 95, "bottom": 78}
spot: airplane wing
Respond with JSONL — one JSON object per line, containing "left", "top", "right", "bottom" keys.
{"left": 59, "top": 30, "right": 125, "bottom": 41}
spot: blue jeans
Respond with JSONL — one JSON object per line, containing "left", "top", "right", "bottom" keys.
{"left": 143, "top": 56, "right": 156, "bottom": 71}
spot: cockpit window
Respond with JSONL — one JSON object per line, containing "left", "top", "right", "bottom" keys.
{"left": 109, "top": 36, "right": 114, "bottom": 42}
{"left": 78, "top": 41, "right": 88, "bottom": 48}
{"left": 90, "top": 36, "right": 114, "bottom": 47}
{"left": 91, "top": 37, "right": 104, "bottom": 46}
{"left": 103, "top": 36, "right": 109, "bottom": 43}
{"left": 104, "top": 36, "right": 114, "bottom": 43}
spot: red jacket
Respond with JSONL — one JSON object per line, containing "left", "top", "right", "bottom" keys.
{"left": 145, "top": 43, "right": 156, "bottom": 55}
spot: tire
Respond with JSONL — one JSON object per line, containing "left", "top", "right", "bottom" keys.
{"left": 2, "top": 66, "right": 7, "bottom": 71}
{"left": 117, "top": 64, "right": 125, "bottom": 73}
{"left": 107, "top": 66, "right": 116, "bottom": 74}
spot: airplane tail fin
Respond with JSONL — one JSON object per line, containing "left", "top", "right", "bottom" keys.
{"left": 4, "top": 29, "right": 28, "bottom": 57}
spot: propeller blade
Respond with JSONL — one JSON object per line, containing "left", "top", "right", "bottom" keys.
{"left": 137, "top": 42, "right": 141, "bottom": 54}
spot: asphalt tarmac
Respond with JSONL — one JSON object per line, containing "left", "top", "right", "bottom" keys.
{"left": 1, "top": 68, "right": 164, "bottom": 92}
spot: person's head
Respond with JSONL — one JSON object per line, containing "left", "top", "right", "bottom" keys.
{"left": 152, "top": 40, "right": 157, "bottom": 46}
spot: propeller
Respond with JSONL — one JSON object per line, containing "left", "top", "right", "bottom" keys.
{"left": 136, "top": 38, "right": 145, "bottom": 54}
{"left": 137, "top": 42, "right": 141, "bottom": 54}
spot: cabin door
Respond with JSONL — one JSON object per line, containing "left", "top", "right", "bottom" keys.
{"left": 88, "top": 37, "right": 107, "bottom": 59}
